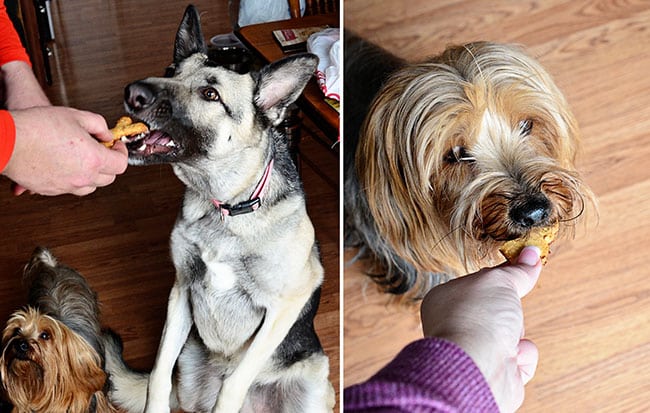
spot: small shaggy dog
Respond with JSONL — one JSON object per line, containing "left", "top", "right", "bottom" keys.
{"left": 344, "top": 33, "right": 596, "bottom": 298}
{"left": 0, "top": 248, "right": 115, "bottom": 413}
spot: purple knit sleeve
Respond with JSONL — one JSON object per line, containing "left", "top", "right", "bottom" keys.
{"left": 344, "top": 337, "right": 499, "bottom": 412}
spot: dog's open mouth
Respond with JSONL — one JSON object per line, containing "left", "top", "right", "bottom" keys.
{"left": 123, "top": 129, "right": 177, "bottom": 156}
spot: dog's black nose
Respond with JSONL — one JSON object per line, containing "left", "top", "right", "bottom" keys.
{"left": 14, "top": 339, "right": 29, "bottom": 354}
{"left": 510, "top": 195, "right": 551, "bottom": 228}
{"left": 125, "top": 81, "right": 156, "bottom": 110}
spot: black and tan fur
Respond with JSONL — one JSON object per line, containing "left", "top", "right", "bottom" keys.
{"left": 344, "top": 33, "right": 596, "bottom": 298}
{"left": 0, "top": 248, "right": 115, "bottom": 413}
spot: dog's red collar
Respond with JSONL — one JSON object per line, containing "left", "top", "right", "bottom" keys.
{"left": 212, "top": 159, "right": 274, "bottom": 219}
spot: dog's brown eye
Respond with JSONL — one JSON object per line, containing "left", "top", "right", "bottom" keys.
{"left": 39, "top": 332, "right": 50, "bottom": 341}
{"left": 200, "top": 87, "right": 220, "bottom": 102}
{"left": 520, "top": 119, "right": 533, "bottom": 136}
{"left": 444, "top": 146, "right": 475, "bottom": 164}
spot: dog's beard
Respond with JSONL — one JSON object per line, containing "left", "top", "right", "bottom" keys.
{"left": 1, "top": 354, "right": 45, "bottom": 409}
{"left": 352, "top": 42, "right": 597, "bottom": 297}
{"left": 450, "top": 146, "right": 592, "bottom": 270}
{"left": 0, "top": 309, "right": 113, "bottom": 413}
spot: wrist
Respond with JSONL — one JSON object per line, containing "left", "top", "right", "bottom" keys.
{"left": 1, "top": 61, "right": 51, "bottom": 109}
{"left": 0, "top": 110, "right": 16, "bottom": 173}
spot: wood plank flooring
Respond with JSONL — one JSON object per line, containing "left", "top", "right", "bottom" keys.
{"left": 0, "top": 1, "right": 339, "bottom": 411}
{"left": 343, "top": 1, "right": 650, "bottom": 412}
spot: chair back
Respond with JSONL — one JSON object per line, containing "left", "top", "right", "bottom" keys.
{"left": 288, "top": 0, "right": 339, "bottom": 18}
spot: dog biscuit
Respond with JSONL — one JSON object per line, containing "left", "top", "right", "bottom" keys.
{"left": 104, "top": 116, "right": 148, "bottom": 147}
{"left": 499, "top": 221, "right": 559, "bottom": 265}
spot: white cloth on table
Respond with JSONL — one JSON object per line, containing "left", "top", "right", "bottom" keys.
{"left": 306, "top": 28, "right": 340, "bottom": 101}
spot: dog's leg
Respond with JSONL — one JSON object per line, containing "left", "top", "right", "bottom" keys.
{"left": 145, "top": 281, "right": 192, "bottom": 413}
{"left": 304, "top": 361, "right": 336, "bottom": 413}
{"left": 212, "top": 292, "right": 315, "bottom": 413}
{"left": 284, "top": 353, "right": 335, "bottom": 413}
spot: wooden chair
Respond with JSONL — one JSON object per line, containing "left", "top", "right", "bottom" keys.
{"left": 288, "top": 0, "right": 338, "bottom": 18}
{"left": 230, "top": 0, "right": 339, "bottom": 28}
{"left": 234, "top": 0, "right": 340, "bottom": 163}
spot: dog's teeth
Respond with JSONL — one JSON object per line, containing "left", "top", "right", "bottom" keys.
{"left": 138, "top": 143, "right": 147, "bottom": 152}
{"left": 165, "top": 141, "right": 176, "bottom": 147}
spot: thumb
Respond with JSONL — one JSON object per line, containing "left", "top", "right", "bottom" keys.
{"left": 517, "top": 338, "right": 539, "bottom": 385}
{"left": 98, "top": 143, "right": 129, "bottom": 175}
{"left": 509, "top": 246, "right": 542, "bottom": 298}
{"left": 73, "top": 109, "right": 113, "bottom": 143}
{"left": 11, "top": 182, "right": 28, "bottom": 196}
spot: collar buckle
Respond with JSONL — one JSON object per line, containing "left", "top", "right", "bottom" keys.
{"left": 211, "top": 159, "right": 273, "bottom": 220}
{"left": 217, "top": 198, "right": 261, "bottom": 218}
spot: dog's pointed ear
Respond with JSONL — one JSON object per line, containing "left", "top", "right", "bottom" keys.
{"left": 174, "top": 5, "right": 207, "bottom": 64}
{"left": 255, "top": 54, "right": 318, "bottom": 125}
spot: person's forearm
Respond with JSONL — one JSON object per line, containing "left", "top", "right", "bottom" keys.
{"left": 344, "top": 338, "right": 499, "bottom": 412}
{"left": 1, "top": 61, "right": 50, "bottom": 109}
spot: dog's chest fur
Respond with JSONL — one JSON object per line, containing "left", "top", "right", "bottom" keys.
{"left": 171, "top": 190, "right": 317, "bottom": 356}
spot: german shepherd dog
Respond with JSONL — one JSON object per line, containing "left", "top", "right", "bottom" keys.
{"left": 103, "top": 6, "right": 334, "bottom": 413}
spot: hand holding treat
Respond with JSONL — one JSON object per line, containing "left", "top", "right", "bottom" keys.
{"left": 3, "top": 107, "right": 128, "bottom": 196}
{"left": 499, "top": 221, "right": 560, "bottom": 265}
{"left": 104, "top": 116, "right": 148, "bottom": 147}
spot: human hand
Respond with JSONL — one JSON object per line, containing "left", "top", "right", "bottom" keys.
{"left": 421, "top": 247, "right": 542, "bottom": 413}
{"left": 2, "top": 106, "right": 128, "bottom": 196}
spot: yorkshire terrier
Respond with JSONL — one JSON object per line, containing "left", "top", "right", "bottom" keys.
{"left": 0, "top": 247, "right": 116, "bottom": 413}
{"left": 344, "top": 33, "right": 596, "bottom": 298}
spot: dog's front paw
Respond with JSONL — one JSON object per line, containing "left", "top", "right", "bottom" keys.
{"left": 212, "top": 399, "right": 241, "bottom": 413}
{"left": 144, "top": 401, "right": 170, "bottom": 413}
{"left": 212, "top": 384, "right": 246, "bottom": 413}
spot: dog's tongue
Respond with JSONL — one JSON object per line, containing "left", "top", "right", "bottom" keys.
{"left": 141, "top": 130, "right": 175, "bottom": 155}
{"left": 145, "top": 130, "right": 171, "bottom": 146}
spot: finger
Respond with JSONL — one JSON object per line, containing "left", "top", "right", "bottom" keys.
{"left": 11, "top": 182, "right": 27, "bottom": 196}
{"left": 510, "top": 246, "right": 543, "bottom": 298}
{"left": 70, "top": 173, "right": 116, "bottom": 196}
{"left": 98, "top": 145, "right": 129, "bottom": 175}
{"left": 110, "top": 140, "right": 129, "bottom": 156}
{"left": 517, "top": 339, "right": 539, "bottom": 385}
{"left": 517, "top": 246, "right": 541, "bottom": 266}
{"left": 74, "top": 109, "right": 113, "bottom": 142}
{"left": 71, "top": 185, "right": 98, "bottom": 196}
{"left": 94, "top": 173, "right": 118, "bottom": 188}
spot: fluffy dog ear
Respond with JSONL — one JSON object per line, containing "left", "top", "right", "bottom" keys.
{"left": 255, "top": 54, "right": 318, "bottom": 125}
{"left": 174, "top": 5, "right": 207, "bottom": 64}
{"left": 60, "top": 326, "right": 108, "bottom": 410}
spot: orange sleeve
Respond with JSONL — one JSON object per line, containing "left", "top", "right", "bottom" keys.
{"left": 0, "top": 110, "right": 16, "bottom": 172}
{"left": 0, "top": 3, "right": 31, "bottom": 66}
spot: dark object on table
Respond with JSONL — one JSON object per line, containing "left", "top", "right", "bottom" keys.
{"left": 207, "top": 45, "right": 253, "bottom": 74}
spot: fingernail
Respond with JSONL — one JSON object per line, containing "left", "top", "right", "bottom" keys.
{"left": 517, "top": 246, "right": 541, "bottom": 266}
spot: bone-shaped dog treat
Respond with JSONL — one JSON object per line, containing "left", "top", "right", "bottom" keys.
{"left": 104, "top": 116, "right": 148, "bottom": 147}
{"left": 499, "top": 221, "right": 559, "bottom": 265}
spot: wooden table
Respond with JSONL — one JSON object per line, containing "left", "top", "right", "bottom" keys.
{"left": 236, "top": 14, "right": 340, "bottom": 141}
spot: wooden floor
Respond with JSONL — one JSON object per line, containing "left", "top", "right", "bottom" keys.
{"left": 344, "top": 1, "right": 650, "bottom": 412}
{"left": 0, "top": 0, "right": 339, "bottom": 410}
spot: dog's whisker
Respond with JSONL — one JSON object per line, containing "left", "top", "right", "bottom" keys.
{"left": 558, "top": 194, "right": 587, "bottom": 223}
